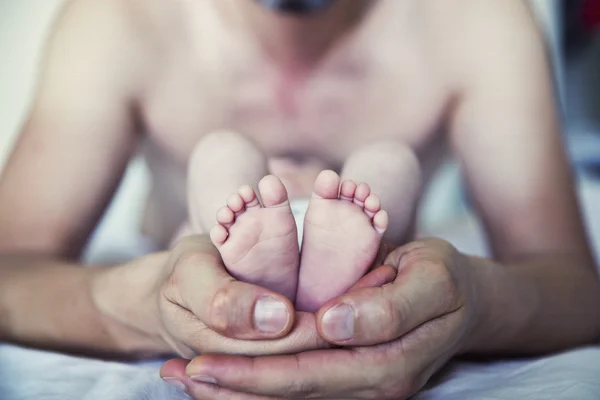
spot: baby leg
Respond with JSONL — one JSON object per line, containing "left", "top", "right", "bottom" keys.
{"left": 296, "top": 141, "right": 421, "bottom": 312}
{"left": 185, "top": 130, "right": 300, "bottom": 301}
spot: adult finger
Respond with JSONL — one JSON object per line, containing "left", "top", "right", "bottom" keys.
{"left": 316, "top": 244, "right": 464, "bottom": 346}
{"left": 174, "top": 311, "right": 330, "bottom": 356}
{"left": 172, "top": 321, "right": 463, "bottom": 400}
{"left": 349, "top": 264, "right": 397, "bottom": 291}
{"left": 164, "top": 235, "right": 294, "bottom": 340}
{"left": 182, "top": 350, "right": 377, "bottom": 399}
{"left": 161, "top": 359, "right": 268, "bottom": 400}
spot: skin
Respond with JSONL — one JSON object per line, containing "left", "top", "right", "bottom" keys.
{"left": 183, "top": 131, "right": 397, "bottom": 310}
{"left": 0, "top": 0, "right": 599, "bottom": 398}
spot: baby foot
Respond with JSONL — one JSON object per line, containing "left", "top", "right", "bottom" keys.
{"left": 210, "top": 175, "right": 300, "bottom": 301}
{"left": 296, "top": 170, "right": 388, "bottom": 312}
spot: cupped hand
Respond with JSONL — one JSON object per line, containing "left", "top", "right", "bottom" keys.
{"left": 153, "top": 235, "right": 329, "bottom": 359}
{"left": 161, "top": 238, "right": 480, "bottom": 399}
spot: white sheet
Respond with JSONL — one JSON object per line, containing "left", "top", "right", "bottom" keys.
{"left": 0, "top": 345, "right": 185, "bottom": 400}
{"left": 418, "top": 347, "right": 600, "bottom": 400}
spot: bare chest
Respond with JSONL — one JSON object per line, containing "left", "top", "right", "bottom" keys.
{"left": 141, "top": 9, "right": 451, "bottom": 173}
{"left": 147, "top": 65, "right": 447, "bottom": 166}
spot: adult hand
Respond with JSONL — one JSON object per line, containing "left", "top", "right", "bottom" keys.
{"left": 95, "top": 234, "right": 328, "bottom": 361}
{"left": 160, "top": 238, "right": 480, "bottom": 399}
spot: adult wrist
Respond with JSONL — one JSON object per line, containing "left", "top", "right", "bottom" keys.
{"left": 89, "top": 254, "right": 171, "bottom": 358}
{"left": 458, "top": 255, "right": 510, "bottom": 355}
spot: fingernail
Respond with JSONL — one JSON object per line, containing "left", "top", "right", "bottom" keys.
{"left": 162, "top": 378, "right": 186, "bottom": 391}
{"left": 322, "top": 304, "right": 354, "bottom": 341}
{"left": 190, "top": 375, "right": 218, "bottom": 385}
{"left": 254, "top": 296, "right": 289, "bottom": 333}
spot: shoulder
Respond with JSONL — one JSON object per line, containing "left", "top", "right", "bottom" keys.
{"left": 421, "top": 0, "right": 541, "bottom": 41}
{"left": 46, "top": 0, "right": 174, "bottom": 97}
{"left": 52, "top": 0, "right": 150, "bottom": 50}
{"left": 421, "top": 0, "right": 549, "bottom": 87}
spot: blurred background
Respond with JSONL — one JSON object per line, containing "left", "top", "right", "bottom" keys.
{"left": 0, "top": 0, "right": 599, "bottom": 262}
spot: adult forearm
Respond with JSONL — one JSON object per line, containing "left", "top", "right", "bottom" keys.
{"left": 0, "top": 255, "right": 167, "bottom": 359}
{"left": 465, "top": 254, "right": 600, "bottom": 355}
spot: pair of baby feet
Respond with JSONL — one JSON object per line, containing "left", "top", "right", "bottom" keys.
{"left": 210, "top": 170, "right": 389, "bottom": 312}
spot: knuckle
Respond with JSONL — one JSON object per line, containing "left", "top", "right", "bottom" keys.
{"left": 424, "top": 257, "right": 450, "bottom": 280}
{"left": 164, "top": 251, "right": 198, "bottom": 290}
{"left": 281, "top": 355, "right": 320, "bottom": 398}
{"left": 428, "top": 259, "right": 460, "bottom": 309}
{"left": 175, "top": 250, "right": 207, "bottom": 270}
{"left": 170, "top": 247, "right": 219, "bottom": 283}
{"left": 208, "top": 285, "right": 236, "bottom": 334}
{"left": 282, "top": 381, "right": 319, "bottom": 398}
{"left": 400, "top": 239, "right": 462, "bottom": 311}
{"left": 383, "top": 293, "right": 409, "bottom": 339}
{"left": 397, "top": 241, "right": 432, "bottom": 269}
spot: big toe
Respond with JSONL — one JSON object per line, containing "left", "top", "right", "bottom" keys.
{"left": 259, "top": 175, "right": 290, "bottom": 207}
{"left": 313, "top": 170, "right": 341, "bottom": 200}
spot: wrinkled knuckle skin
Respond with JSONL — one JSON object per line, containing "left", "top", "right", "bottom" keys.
{"left": 383, "top": 293, "right": 407, "bottom": 340}
{"left": 170, "top": 235, "right": 217, "bottom": 266}
{"left": 208, "top": 285, "right": 236, "bottom": 334}
{"left": 422, "top": 258, "right": 451, "bottom": 286}
{"left": 175, "top": 250, "right": 207, "bottom": 272}
{"left": 169, "top": 249, "right": 215, "bottom": 289}
{"left": 279, "top": 355, "right": 321, "bottom": 398}
{"left": 424, "top": 256, "right": 461, "bottom": 310}
{"left": 443, "top": 274, "right": 462, "bottom": 310}
{"left": 282, "top": 382, "right": 319, "bottom": 399}
{"left": 162, "top": 251, "right": 197, "bottom": 295}
{"left": 166, "top": 244, "right": 192, "bottom": 280}
{"left": 159, "top": 252, "right": 189, "bottom": 303}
